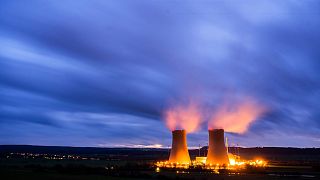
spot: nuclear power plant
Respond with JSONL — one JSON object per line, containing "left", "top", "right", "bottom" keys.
{"left": 206, "top": 129, "right": 230, "bottom": 165}
{"left": 169, "top": 130, "right": 191, "bottom": 164}
{"left": 157, "top": 127, "right": 267, "bottom": 170}
{"left": 167, "top": 129, "right": 229, "bottom": 165}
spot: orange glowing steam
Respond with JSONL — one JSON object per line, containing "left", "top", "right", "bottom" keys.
{"left": 165, "top": 103, "right": 201, "bottom": 133}
{"left": 209, "top": 99, "right": 266, "bottom": 134}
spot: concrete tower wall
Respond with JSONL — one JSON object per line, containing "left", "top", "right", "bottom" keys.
{"left": 169, "top": 130, "right": 191, "bottom": 164}
{"left": 206, "top": 129, "right": 229, "bottom": 165}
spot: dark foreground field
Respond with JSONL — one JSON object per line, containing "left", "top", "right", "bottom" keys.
{"left": 0, "top": 145, "right": 320, "bottom": 180}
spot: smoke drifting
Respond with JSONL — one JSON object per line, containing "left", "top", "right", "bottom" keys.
{"left": 165, "top": 103, "right": 202, "bottom": 133}
{"left": 208, "top": 99, "right": 266, "bottom": 134}
{"left": 164, "top": 98, "right": 266, "bottom": 134}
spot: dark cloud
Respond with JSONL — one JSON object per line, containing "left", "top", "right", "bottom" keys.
{"left": 0, "top": 0, "right": 319, "bottom": 147}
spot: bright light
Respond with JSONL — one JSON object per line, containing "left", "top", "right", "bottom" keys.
{"left": 155, "top": 154, "right": 267, "bottom": 171}
{"left": 229, "top": 158, "right": 236, "bottom": 166}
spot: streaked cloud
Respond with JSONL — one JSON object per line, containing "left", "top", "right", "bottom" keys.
{"left": 0, "top": 0, "right": 319, "bottom": 147}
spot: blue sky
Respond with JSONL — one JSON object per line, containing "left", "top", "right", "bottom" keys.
{"left": 0, "top": 0, "right": 320, "bottom": 147}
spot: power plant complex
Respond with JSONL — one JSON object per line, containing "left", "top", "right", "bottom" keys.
{"left": 168, "top": 129, "right": 229, "bottom": 165}
{"left": 156, "top": 128, "right": 266, "bottom": 170}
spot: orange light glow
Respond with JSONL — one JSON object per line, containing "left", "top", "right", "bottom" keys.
{"left": 155, "top": 156, "right": 267, "bottom": 170}
{"left": 208, "top": 98, "right": 266, "bottom": 133}
{"left": 165, "top": 102, "right": 201, "bottom": 133}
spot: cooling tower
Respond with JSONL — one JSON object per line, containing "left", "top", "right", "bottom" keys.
{"left": 206, "top": 129, "right": 229, "bottom": 165}
{"left": 169, "top": 130, "right": 191, "bottom": 164}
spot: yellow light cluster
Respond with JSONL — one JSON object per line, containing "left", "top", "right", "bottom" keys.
{"left": 228, "top": 158, "right": 267, "bottom": 170}
{"left": 155, "top": 158, "right": 267, "bottom": 171}
{"left": 156, "top": 161, "right": 190, "bottom": 169}
{"left": 248, "top": 159, "right": 267, "bottom": 167}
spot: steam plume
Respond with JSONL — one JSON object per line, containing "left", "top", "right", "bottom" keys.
{"left": 165, "top": 102, "right": 201, "bottom": 133}
{"left": 208, "top": 99, "right": 266, "bottom": 134}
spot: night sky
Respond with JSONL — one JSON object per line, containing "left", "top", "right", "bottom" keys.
{"left": 1, "top": 0, "right": 320, "bottom": 148}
